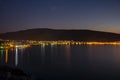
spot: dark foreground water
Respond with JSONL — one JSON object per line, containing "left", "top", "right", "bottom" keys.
{"left": 1, "top": 44, "right": 120, "bottom": 80}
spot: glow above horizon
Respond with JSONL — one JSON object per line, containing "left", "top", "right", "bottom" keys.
{"left": 0, "top": 0, "right": 120, "bottom": 33}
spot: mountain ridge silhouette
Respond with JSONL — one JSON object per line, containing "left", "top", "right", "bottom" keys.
{"left": 0, "top": 28, "right": 120, "bottom": 41}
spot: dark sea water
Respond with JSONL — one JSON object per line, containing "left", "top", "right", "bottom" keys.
{"left": 1, "top": 44, "right": 120, "bottom": 80}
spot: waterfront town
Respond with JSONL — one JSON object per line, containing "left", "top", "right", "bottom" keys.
{"left": 1, "top": 39, "right": 120, "bottom": 49}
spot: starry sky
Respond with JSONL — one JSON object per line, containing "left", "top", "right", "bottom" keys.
{"left": 0, "top": 0, "right": 120, "bottom": 33}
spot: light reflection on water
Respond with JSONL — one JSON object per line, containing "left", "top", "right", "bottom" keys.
{"left": 0, "top": 49, "right": 4, "bottom": 62}
{"left": 15, "top": 47, "right": 18, "bottom": 66}
{"left": 1, "top": 45, "right": 120, "bottom": 79}
{"left": 41, "top": 44, "right": 45, "bottom": 64}
{"left": 5, "top": 49, "right": 8, "bottom": 63}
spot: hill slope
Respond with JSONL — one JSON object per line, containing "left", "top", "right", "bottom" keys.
{"left": 0, "top": 28, "right": 120, "bottom": 41}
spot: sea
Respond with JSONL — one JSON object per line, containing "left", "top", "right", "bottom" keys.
{"left": 0, "top": 44, "right": 120, "bottom": 80}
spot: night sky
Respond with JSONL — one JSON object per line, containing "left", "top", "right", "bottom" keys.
{"left": 0, "top": 0, "right": 120, "bottom": 33}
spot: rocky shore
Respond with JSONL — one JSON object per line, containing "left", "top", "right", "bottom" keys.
{"left": 0, "top": 65, "right": 33, "bottom": 80}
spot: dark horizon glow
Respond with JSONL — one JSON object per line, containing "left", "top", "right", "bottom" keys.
{"left": 0, "top": 0, "right": 120, "bottom": 33}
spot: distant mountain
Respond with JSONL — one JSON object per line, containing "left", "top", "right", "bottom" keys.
{"left": 0, "top": 28, "right": 120, "bottom": 41}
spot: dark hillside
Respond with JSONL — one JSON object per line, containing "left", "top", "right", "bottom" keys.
{"left": 0, "top": 28, "right": 120, "bottom": 41}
